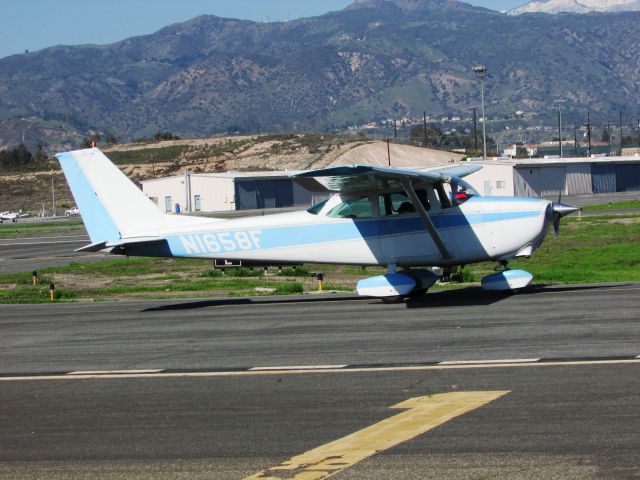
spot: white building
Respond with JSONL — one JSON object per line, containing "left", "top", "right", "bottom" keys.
{"left": 141, "top": 171, "right": 326, "bottom": 213}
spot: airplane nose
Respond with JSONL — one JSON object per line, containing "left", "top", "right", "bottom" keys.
{"left": 550, "top": 201, "right": 579, "bottom": 238}
{"left": 553, "top": 202, "right": 580, "bottom": 218}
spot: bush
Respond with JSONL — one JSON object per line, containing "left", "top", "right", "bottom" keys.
{"left": 449, "top": 266, "right": 476, "bottom": 283}
{"left": 275, "top": 282, "right": 304, "bottom": 295}
{"left": 277, "top": 267, "right": 310, "bottom": 277}
{"left": 201, "top": 269, "right": 223, "bottom": 278}
{"left": 53, "top": 289, "right": 77, "bottom": 300}
{"left": 225, "top": 267, "right": 264, "bottom": 277}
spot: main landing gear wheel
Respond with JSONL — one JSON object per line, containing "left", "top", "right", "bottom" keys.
{"left": 407, "top": 288, "right": 428, "bottom": 299}
{"left": 380, "top": 295, "right": 404, "bottom": 304}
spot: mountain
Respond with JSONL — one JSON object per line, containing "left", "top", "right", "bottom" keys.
{"left": 508, "top": 0, "right": 640, "bottom": 14}
{"left": 1, "top": 0, "right": 640, "bottom": 150}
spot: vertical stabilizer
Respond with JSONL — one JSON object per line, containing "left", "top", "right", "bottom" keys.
{"left": 56, "top": 148, "right": 164, "bottom": 243}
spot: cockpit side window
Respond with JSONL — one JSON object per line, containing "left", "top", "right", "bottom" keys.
{"left": 433, "top": 182, "right": 452, "bottom": 209}
{"left": 379, "top": 189, "right": 431, "bottom": 216}
{"left": 327, "top": 195, "right": 374, "bottom": 218}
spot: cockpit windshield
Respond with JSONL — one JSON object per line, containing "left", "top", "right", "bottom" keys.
{"left": 306, "top": 198, "right": 329, "bottom": 215}
{"left": 449, "top": 178, "right": 479, "bottom": 205}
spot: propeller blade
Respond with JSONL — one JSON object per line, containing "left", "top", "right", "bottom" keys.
{"left": 551, "top": 202, "right": 579, "bottom": 239}
{"left": 553, "top": 212, "right": 561, "bottom": 239}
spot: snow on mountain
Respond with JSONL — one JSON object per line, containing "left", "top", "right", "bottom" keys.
{"left": 508, "top": 0, "right": 640, "bottom": 14}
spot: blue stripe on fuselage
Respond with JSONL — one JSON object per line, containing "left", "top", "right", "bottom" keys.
{"left": 165, "top": 208, "right": 541, "bottom": 257}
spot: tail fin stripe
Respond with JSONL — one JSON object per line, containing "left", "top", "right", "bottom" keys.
{"left": 57, "top": 151, "right": 121, "bottom": 243}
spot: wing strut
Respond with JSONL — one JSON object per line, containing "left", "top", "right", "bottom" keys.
{"left": 401, "top": 180, "right": 453, "bottom": 260}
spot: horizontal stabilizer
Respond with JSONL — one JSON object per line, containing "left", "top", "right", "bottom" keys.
{"left": 74, "top": 241, "right": 108, "bottom": 253}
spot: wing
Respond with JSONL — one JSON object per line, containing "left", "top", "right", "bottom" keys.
{"left": 291, "top": 164, "right": 484, "bottom": 260}
{"left": 291, "top": 164, "right": 481, "bottom": 193}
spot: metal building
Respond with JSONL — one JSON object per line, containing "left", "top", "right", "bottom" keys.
{"left": 466, "top": 156, "right": 640, "bottom": 198}
{"left": 141, "top": 171, "right": 326, "bottom": 213}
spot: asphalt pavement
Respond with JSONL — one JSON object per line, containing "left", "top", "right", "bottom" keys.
{"left": 1, "top": 284, "right": 639, "bottom": 479}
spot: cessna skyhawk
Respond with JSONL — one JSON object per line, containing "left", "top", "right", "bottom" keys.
{"left": 57, "top": 148, "right": 577, "bottom": 302}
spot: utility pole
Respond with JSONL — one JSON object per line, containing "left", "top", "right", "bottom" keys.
{"left": 636, "top": 119, "right": 640, "bottom": 148}
{"left": 394, "top": 119, "right": 397, "bottom": 140}
{"left": 574, "top": 123, "right": 578, "bottom": 157}
{"left": 51, "top": 174, "right": 56, "bottom": 217}
{"left": 554, "top": 99, "right": 565, "bottom": 158}
{"left": 423, "top": 111, "right": 427, "bottom": 147}
{"left": 386, "top": 138, "right": 391, "bottom": 167}
{"left": 607, "top": 121, "right": 611, "bottom": 156}
{"left": 585, "top": 111, "right": 592, "bottom": 157}
{"left": 619, "top": 111, "right": 624, "bottom": 155}
{"left": 473, "top": 65, "right": 488, "bottom": 160}
{"left": 473, "top": 108, "right": 478, "bottom": 153}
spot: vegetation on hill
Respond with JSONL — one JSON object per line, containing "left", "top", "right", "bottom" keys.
{"left": 1, "top": 0, "right": 640, "bottom": 149}
{"left": 0, "top": 144, "right": 51, "bottom": 172}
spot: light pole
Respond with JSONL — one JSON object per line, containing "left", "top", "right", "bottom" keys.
{"left": 554, "top": 99, "right": 566, "bottom": 158}
{"left": 473, "top": 65, "right": 487, "bottom": 160}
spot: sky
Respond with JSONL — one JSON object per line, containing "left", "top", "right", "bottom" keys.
{"left": 0, "top": 0, "right": 527, "bottom": 59}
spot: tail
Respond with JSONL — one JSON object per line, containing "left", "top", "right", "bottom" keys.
{"left": 56, "top": 148, "right": 207, "bottom": 248}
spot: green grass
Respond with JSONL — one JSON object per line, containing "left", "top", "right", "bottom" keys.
{"left": 0, "top": 221, "right": 84, "bottom": 238}
{"left": 474, "top": 215, "right": 640, "bottom": 284}
{"left": 0, "top": 214, "right": 638, "bottom": 303}
{"left": 581, "top": 201, "right": 640, "bottom": 211}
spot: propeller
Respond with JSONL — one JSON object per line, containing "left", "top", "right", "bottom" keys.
{"left": 550, "top": 190, "right": 579, "bottom": 238}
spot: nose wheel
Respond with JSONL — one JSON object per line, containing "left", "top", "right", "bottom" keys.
{"left": 481, "top": 261, "right": 532, "bottom": 292}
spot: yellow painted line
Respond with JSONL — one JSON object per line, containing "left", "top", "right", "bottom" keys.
{"left": 245, "top": 391, "right": 509, "bottom": 480}
{"left": 1, "top": 359, "right": 639, "bottom": 382}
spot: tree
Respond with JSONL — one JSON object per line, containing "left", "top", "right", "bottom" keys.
{"left": 0, "top": 144, "right": 33, "bottom": 171}
{"left": 34, "top": 144, "right": 48, "bottom": 164}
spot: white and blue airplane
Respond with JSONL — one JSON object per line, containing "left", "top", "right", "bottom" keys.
{"left": 0, "top": 210, "right": 29, "bottom": 223}
{"left": 56, "top": 148, "right": 577, "bottom": 302}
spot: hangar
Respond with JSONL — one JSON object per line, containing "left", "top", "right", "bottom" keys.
{"left": 141, "top": 171, "right": 327, "bottom": 213}
{"left": 465, "top": 155, "right": 640, "bottom": 197}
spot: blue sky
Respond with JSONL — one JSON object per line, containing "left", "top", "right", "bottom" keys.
{"left": 0, "top": 0, "right": 526, "bottom": 59}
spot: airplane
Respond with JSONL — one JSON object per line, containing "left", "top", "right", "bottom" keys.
{"left": 0, "top": 210, "right": 29, "bottom": 223}
{"left": 56, "top": 148, "right": 578, "bottom": 302}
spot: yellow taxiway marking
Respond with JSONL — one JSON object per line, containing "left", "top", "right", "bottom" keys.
{"left": 245, "top": 391, "right": 509, "bottom": 480}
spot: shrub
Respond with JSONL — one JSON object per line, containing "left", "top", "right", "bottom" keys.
{"left": 275, "top": 282, "right": 304, "bottom": 295}
{"left": 277, "top": 267, "right": 310, "bottom": 277}
{"left": 225, "top": 267, "right": 264, "bottom": 277}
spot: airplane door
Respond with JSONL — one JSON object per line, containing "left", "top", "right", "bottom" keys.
{"left": 378, "top": 189, "right": 446, "bottom": 264}
{"left": 484, "top": 180, "right": 492, "bottom": 196}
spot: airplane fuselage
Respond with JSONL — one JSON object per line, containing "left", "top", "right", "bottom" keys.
{"left": 147, "top": 195, "right": 551, "bottom": 268}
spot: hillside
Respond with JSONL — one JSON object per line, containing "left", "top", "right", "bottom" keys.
{"left": 0, "top": 134, "right": 461, "bottom": 213}
{"left": 1, "top": 0, "right": 640, "bottom": 150}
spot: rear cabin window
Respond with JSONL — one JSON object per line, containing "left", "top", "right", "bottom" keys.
{"left": 327, "top": 195, "right": 374, "bottom": 218}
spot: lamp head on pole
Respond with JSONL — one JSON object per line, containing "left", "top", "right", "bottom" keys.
{"left": 473, "top": 65, "right": 486, "bottom": 78}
